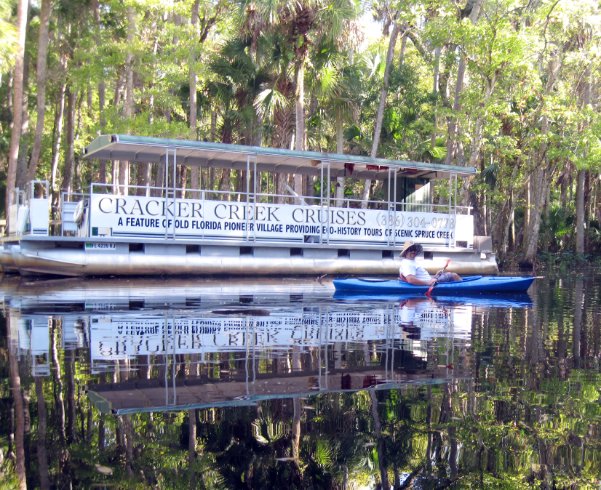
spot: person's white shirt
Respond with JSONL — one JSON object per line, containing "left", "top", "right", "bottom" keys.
{"left": 399, "top": 298, "right": 429, "bottom": 325}
{"left": 399, "top": 258, "right": 431, "bottom": 282}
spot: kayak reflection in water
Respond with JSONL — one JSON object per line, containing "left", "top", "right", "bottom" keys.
{"left": 398, "top": 241, "right": 462, "bottom": 286}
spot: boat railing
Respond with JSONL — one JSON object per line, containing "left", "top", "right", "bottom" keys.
{"left": 6, "top": 181, "right": 51, "bottom": 237}
{"left": 6, "top": 187, "right": 26, "bottom": 236}
{"left": 56, "top": 181, "right": 474, "bottom": 210}
{"left": 399, "top": 202, "right": 472, "bottom": 215}
{"left": 9, "top": 179, "right": 473, "bottom": 250}
{"left": 81, "top": 181, "right": 467, "bottom": 212}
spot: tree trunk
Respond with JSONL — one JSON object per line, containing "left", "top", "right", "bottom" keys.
{"left": 573, "top": 276, "right": 584, "bottom": 368}
{"left": 575, "top": 65, "right": 591, "bottom": 255}
{"left": 120, "top": 5, "right": 136, "bottom": 196}
{"left": 7, "top": 315, "right": 27, "bottom": 490}
{"left": 369, "top": 389, "right": 390, "bottom": 489}
{"left": 294, "top": 60, "right": 306, "bottom": 152}
{"left": 98, "top": 65, "right": 108, "bottom": 184}
{"left": 362, "top": 21, "right": 400, "bottom": 208}
{"left": 521, "top": 51, "right": 563, "bottom": 265}
{"left": 499, "top": 165, "right": 519, "bottom": 255}
{"left": 190, "top": 0, "right": 199, "bottom": 137}
{"left": 97, "top": 50, "right": 107, "bottom": 183}
{"left": 291, "top": 397, "right": 304, "bottom": 484}
{"left": 371, "top": 22, "right": 399, "bottom": 161}
{"left": 65, "top": 348, "right": 76, "bottom": 445}
{"left": 575, "top": 168, "right": 586, "bottom": 254}
{"left": 294, "top": 59, "right": 305, "bottom": 196}
{"left": 60, "top": 88, "right": 76, "bottom": 194}
{"left": 5, "top": 0, "right": 29, "bottom": 231}
{"left": 189, "top": 0, "right": 201, "bottom": 197}
{"left": 445, "top": 53, "right": 466, "bottom": 166}
{"left": 335, "top": 122, "right": 345, "bottom": 206}
{"left": 119, "top": 415, "right": 135, "bottom": 476}
{"left": 522, "top": 166, "right": 548, "bottom": 264}
{"left": 188, "top": 409, "right": 197, "bottom": 488}
{"left": 98, "top": 413, "right": 106, "bottom": 451}
{"left": 26, "top": 0, "right": 52, "bottom": 184}
{"left": 35, "top": 376, "right": 51, "bottom": 489}
{"left": 445, "top": 0, "right": 483, "bottom": 167}
{"left": 50, "top": 58, "right": 67, "bottom": 204}
{"left": 51, "top": 320, "right": 67, "bottom": 443}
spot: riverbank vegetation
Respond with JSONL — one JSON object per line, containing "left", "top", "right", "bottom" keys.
{"left": 1, "top": 0, "right": 600, "bottom": 266}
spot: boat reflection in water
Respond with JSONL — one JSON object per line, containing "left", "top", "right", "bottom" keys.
{"left": 3, "top": 277, "right": 532, "bottom": 415}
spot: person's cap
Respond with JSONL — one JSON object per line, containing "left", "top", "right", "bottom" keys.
{"left": 400, "top": 241, "right": 423, "bottom": 257}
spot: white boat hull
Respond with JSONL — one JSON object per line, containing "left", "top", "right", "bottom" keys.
{"left": 1, "top": 237, "right": 498, "bottom": 277}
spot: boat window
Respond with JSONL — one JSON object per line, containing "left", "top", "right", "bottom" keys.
{"left": 240, "top": 246, "right": 253, "bottom": 256}
{"left": 129, "top": 243, "right": 144, "bottom": 253}
{"left": 186, "top": 245, "right": 200, "bottom": 254}
{"left": 56, "top": 241, "right": 84, "bottom": 249}
{"left": 290, "top": 248, "right": 303, "bottom": 257}
{"left": 337, "top": 249, "right": 350, "bottom": 257}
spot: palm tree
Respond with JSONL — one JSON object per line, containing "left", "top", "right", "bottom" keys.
{"left": 310, "top": 55, "right": 368, "bottom": 203}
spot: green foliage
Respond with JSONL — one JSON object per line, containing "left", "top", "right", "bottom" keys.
{"left": 1, "top": 0, "right": 601, "bottom": 256}
{"left": 540, "top": 204, "right": 575, "bottom": 253}
{"left": 252, "top": 416, "right": 288, "bottom": 444}
{"left": 0, "top": 0, "right": 17, "bottom": 76}
{"left": 312, "top": 439, "right": 333, "bottom": 468}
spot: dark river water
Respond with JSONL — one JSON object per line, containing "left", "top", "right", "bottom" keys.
{"left": 1, "top": 265, "right": 600, "bottom": 489}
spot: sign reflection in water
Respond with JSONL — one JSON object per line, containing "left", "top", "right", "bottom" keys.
{"left": 4, "top": 278, "right": 488, "bottom": 415}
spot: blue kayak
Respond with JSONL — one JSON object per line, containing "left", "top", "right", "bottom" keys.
{"left": 332, "top": 275, "right": 536, "bottom": 295}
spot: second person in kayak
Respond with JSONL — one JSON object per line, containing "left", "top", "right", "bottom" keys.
{"left": 399, "top": 241, "right": 462, "bottom": 285}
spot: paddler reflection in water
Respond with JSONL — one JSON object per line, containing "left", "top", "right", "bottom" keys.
{"left": 398, "top": 241, "right": 462, "bottom": 285}
{"left": 399, "top": 297, "right": 425, "bottom": 339}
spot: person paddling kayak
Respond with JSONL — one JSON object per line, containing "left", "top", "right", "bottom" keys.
{"left": 399, "top": 241, "right": 462, "bottom": 286}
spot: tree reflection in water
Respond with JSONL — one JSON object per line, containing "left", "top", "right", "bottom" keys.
{"left": 0, "top": 270, "right": 600, "bottom": 488}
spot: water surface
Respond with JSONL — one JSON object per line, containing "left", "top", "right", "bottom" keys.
{"left": 1, "top": 268, "right": 600, "bottom": 488}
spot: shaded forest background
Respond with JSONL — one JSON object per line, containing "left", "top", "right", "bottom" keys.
{"left": 1, "top": 0, "right": 601, "bottom": 266}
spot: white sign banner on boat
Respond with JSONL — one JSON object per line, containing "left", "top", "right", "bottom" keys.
{"left": 88, "top": 194, "right": 472, "bottom": 246}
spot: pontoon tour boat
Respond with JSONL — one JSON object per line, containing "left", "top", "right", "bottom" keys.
{"left": 0, "top": 135, "right": 498, "bottom": 277}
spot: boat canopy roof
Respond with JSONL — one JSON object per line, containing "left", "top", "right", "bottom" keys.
{"left": 84, "top": 134, "right": 476, "bottom": 180}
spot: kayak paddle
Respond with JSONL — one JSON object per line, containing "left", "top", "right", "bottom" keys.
{"left": 425, "top": 259, "right": 451, "bottom": 297}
